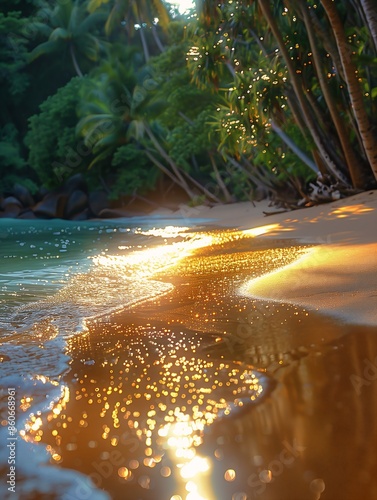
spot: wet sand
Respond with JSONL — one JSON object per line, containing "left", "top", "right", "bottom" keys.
{"left": 24, "top": 227, "right": 377, "bottom": 500}
{"left": 169, "top": 189, "right": 377, "bottom": 326}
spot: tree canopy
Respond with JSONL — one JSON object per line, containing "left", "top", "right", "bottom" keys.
{"left": 1, "top": 0, "right": 377, "bottom": 207}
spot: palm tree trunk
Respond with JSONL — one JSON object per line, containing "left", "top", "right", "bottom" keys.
{"left": 301, "top": 3, "right": 368, "bottom": 188}
{"left": 151, "top": 26, "right": 165, "bottom": 53}
{"left": 138, "top": 27, "right": 150, "bottom": 62}
{"left": 69, "top": 43, "right": 83, "bottom": 77}
{"left": 144, "top": 125, "right": 194, "bottom": 195}
{"left": 145, "top": 149, "right": 194, "bottom": 197}
{"left": 321, "top": 0, "right": 377, "bottom": 182}
{"left": 145, "top": 126, "right": 221, "bottom": 202}
{"left": 270, "top": 120, "right": 319, "bottom": 174}
{"left": 360, "top": 0, "right": 377, "bottom": 51}
{"left": 209, "top": 153, "right": 233, "bottom": 202}
{"left": 258, "top": 0, "right": 350, "bottom": 185}
{"left": 182, "top": 173, "right": 222, "bottom": 203}
{"left": 135, "top": 9, "right": 150, "bottom": 62}
{"left": 225, "top": 154, "right": 272, "bottom": 192}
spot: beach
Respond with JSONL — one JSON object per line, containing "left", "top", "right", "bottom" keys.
{"left": 168, "top": 189, "right": 377, "bottom": 326}
{"left": 1, "top": 191, "right": 377, "bottom": 500}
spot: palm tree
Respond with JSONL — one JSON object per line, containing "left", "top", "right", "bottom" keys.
{"left": 76, "top": 66, "right": 220, "bottom": 201}
{"left": 29, "top": 0, "right": 106, "bottom": 77}
{"left": 320, "top": 0, "right": 377, "bottom": 182}
{"left": 88, "top": 0, "right": 170, "bottom": 61}
{"left": 257, "top": 0, "right": 352, "bottom": 185}
{"left": 295, "top": 1, "right": 368, "bottom": 188}
{"left": 360, "top": 0, "right": 377, "bottom": 51}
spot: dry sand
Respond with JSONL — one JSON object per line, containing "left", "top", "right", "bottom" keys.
{"left": 161, "top": 190, "right": 377, "bottom": 326}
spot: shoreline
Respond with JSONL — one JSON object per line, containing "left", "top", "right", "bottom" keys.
{"left": 155, "top": 190, "right": 377, "bottom": 326}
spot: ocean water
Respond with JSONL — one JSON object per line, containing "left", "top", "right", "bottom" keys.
{"left": 0, "top": 216, "right": 213, "bottom": 499}
{"left": 1, "top": 218, "right": 376, "bottom": 500}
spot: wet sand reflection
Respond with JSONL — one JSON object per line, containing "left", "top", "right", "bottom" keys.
{"left": 24, "top": 234, "right": 377, "bottom": 500}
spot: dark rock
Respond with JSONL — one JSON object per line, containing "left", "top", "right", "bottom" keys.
{"left": 13, "top": 183, "right": 34, "bottom": 208}
{"left": 33, "top": 192, "right": 68, "bottom": 219}
{"left": 64, "top": 190, "right": 88, "bottom": 219}
{"left": 36, "top": 186, "right": 50, "bottom": 202}
{"left": 88, "top": 189, "right": 109, "bottom": 217}
{"left": 0, "top": 203, "right": 21, "bottom": 218}
{"left": 98, "top": 208, "right": 140, "bottom": 219}
{"left": 63, "top": 174, "right": 88, "bottom": 195}
{"left": 18, "top": 209, "right": 37, "bottom": 220}
{"left": 1, "top": 196, "right": 23, "bottom": 210}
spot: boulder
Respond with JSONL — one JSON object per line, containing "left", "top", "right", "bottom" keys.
{"left": 64, "top": 190, "right": 88, "bottom": 219}
{"left": 13, "top": 183, "right": 34, "bottom": 208}
{"left": 35, "top": 186, "right": 50, "bottom": 202}
{"left": 63, "top": 173, "right": 88, "bottom": 195}
{"left": 0, "top": 203, "right": 21, "bottom": 218}
{"left": 33, "top": 192, "right": 68, "bottom": 219}
{"left": 1, "top": 196, "right": 23, "bottom": 210}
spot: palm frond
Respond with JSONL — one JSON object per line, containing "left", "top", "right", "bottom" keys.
{"left": 50, "top": 27, "right": 70, "bottom": 41}
{"left": 29, "top": 39, "right": 61, "bottom": 60}
{"left": 88, "top": 146, "right": 113, "bottom": 169}
{"left": 52, "top": 0, "right": 73, "bottom": 30}
{"left": 80, "top": 11, "right": 108, "bottom": 33}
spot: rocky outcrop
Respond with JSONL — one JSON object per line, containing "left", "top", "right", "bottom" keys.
{"left": 0, "top": 175, "right": 144, "bottom": 221}
{"left": 13, "top": 183, "right": 34, "bottom": 208}
{"left": 64, "top": 190, "right": 88, "bottom": 219}
{"left": 34, "top": 192, "right": 68, "bottom": 219}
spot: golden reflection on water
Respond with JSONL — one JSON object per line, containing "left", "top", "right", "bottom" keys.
{"left": 25, "top": 320, "right": 270, "bottom": 499}
{"left": 19, "top": 227, "right": 377, "bottom": 499}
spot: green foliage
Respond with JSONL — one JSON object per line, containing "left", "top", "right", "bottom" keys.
{"left": 29, "top": 0, "right": 107, "bottom": 77}
{"left": 167, "top": 108, "right": 218, "bottom": 165}
{"left": 2, "top": 0, "right": 376, "bottom": 204}
{"left": 110, "top": 144, "right": 159, "bottom": 198}
{"left": 0, "top": 11, "right": 30, "bottom": 97}
{"left": 0, "top": 124, "right": 26, "bottom": 170}
{"left": 0, "top": 123, "right": 37, "bottom": 193}
{"left": 25, "top": 77, "right": 90, "bottom": 187}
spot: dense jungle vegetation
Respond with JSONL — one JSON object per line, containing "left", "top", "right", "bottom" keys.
{"left": 1, "top": 0, "right": 377, "bottom": 208}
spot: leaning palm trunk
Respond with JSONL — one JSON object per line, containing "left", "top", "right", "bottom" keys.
{"left": 144, "top": 125, "right": 193, "bottom": 193}
{"left": 69, "top": 43, "right": 83, "bottom": 77}
{"left": 151, "top": 26, "right": 165, "bottom": 53}
{"left": 139, "top": 28, "right": 150, "bottom": 61}
{"left": 321, "top": 0, "right": 377, "bottom": 182}
{"left": 209, "top": 153, "right": 233, "bottom": 202}
{"left": 270, "top": 120, "right": 319, "bottom": 174}
{"left": 258, "top": 0, "right": 350, "bottom": 185}
{"left": 360, "top": 0, "right": 377, "bottom": 52}
{"left": 145, "top": 150, "right": 195, "bottom": 198}
{"left": 135, "top": 11, "right": 150, "bottom": 62}
{"left": 248, "top": 32, "right": 319, "bottom": 175}
{"left": 301, "top": 4, "right": 368, "bottom": 188}
{"left": 145, "top": 125, "right": 221, "bottom": 202}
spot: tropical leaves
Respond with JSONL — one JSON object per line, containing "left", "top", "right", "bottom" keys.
{"left": 29, "top": 0, "right": 107, "bottom": 77}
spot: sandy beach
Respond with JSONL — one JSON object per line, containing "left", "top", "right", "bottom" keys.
{"left": 2, "top": 192, "right": 377, "bottom": 500}
{"left": 165, "top": 189, "right": 377, "bottom": 326}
